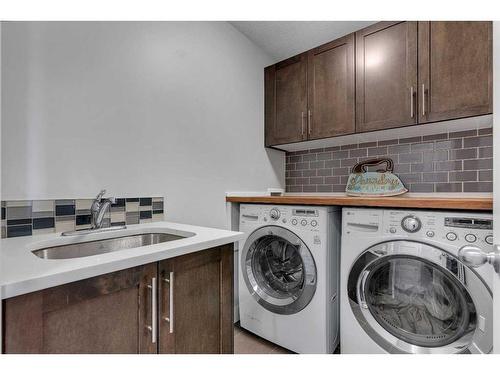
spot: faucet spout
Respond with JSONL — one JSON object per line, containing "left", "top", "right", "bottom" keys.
{"left": 93, "top": 199, "right": 113, "bottom": 229}
{"left": 90, "top": 190, "right": 116, "bottom": 229}
{"left": 61, "top": 190, "right": 126, "bottom": 236}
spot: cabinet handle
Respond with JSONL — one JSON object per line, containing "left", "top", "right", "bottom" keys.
{"left": 301, "top": 111, "right": 305, "bottom": 137}
{"left": 146, "top": 277, "right": 157, "bottom": 344}
{"left": 409, "top": 86, "right": 414, "bottom": 118}
{"left": 308, "top": 110, "right": 312, "bottom": 136}
{"left": 163, "top": 272, "right": 174, "bottom": 334}
{"left": 422, "top": 83, "right": 426, "bottom": 116}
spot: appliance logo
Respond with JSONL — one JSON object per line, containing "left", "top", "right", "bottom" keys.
{"left": 245, "top": 314, "right": 261, "bottom": 324}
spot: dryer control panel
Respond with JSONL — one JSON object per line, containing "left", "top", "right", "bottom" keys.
{"left": 344, "top": 208, "right": 494, "bottom": 254}
{"left": 383, "top": 210, "right": 493, "bottom": 248}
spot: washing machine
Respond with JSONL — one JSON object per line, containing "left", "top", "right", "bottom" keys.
{"left": 238, "top": 204, "right": 341, "bottom": 354}
{"left": 341, "top": 207, "right": 493, "bottom": 354}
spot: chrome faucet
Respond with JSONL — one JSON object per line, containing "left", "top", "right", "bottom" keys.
{"left": 61, "top": 190, "right": 126, "bottom": 236}
{"left": 90, "top": 189, "right": 115, "bottom": 229}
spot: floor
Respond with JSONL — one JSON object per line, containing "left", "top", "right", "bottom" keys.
{"left": 234, "top": 324, "right": 341, "bottom": 354}
{"left": 234, "top": 325, "right": 294, "bottom": 354}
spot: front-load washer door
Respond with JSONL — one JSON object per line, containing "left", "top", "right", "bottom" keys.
{"left": 241, "top": 226, "right": 317, "bottom": 315}
{"left": 347, "top": 240, "right": 492, "bottom": 354}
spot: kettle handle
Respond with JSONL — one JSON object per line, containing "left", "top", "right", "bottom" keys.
{"left": 352, "top": 158, "right": 394, "bottom": 173}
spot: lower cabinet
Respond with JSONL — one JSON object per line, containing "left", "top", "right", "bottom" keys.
{"left": 158, "top": 246, "right": 233, "bottom": 353}
{"left": 2, "top": 244, "right": 234, "bottom": 354}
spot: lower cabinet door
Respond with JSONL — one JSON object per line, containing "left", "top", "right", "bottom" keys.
{"left": 158, "top": 245, "right": 234, "bottom": 354}
{"left": 2, "top": 263, "right": 158, "bottom": 354}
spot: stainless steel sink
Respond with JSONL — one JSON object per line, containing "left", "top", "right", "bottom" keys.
{"left": 32, "top": 232, "right": 191, "bottom": 260}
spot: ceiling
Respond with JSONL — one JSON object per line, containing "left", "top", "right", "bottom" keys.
{"left": 230, "top": 21, "right": 376, "bottom": 62}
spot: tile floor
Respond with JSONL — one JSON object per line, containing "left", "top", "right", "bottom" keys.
{"left": 234, "top": 325, "right": 294, "bottom": 354}
{"left": 234, "top": 324, "right": 341, "bottom": 354}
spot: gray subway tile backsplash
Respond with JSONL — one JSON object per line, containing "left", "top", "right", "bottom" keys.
{"left": 463, "top": 182, "right": 493, "bottom": 192}
{"left": 285, "top": 128, "right": 493, "bottom": 194}
{"left": 1, "top": 196, "right": 164, "bottom": 239}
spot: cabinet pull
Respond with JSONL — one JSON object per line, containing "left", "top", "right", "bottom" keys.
{"left": 301, "top": 111, "right": 305, "bottom": 137}
{"left": 163, "top": 272, "right": 174, "bottom": 333}
{"left": 308, "top": 110, "right": 312, "bottom": 136}
{"left": 409, "top": 86, "right": 414, "bottom": 118}
{"left": 422, "top": 83, "right": 426, "bottom": 116}
{"left": 146, "top": 277, "right": 157, "bottom": 344}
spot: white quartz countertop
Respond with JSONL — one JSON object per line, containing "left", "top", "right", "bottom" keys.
{"left": 0, "top": 221, "right": 243, "bottom": 299}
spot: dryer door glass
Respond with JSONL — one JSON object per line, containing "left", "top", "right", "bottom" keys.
{"left": 348, "top": 241, "right": 492, "bottom": 354}
{"left": 242, "top": 226, "right": 317, "bottom": 315}
{"left": 363, "top": 256, "right": 475, "bottom": 348}
{"left": 252, "top": 236, "right": 304, "bottom": 298}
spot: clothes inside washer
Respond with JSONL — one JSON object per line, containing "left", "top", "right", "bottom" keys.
{"left": 365, "top": 257, "right": 470, "bottom": 344}
{"left": 251, "top": 235, "right": 305, "bottom": 298}
{"left": 371, "top": 284, "right": 456, "bottom": 335}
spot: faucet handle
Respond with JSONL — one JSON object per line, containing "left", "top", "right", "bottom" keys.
{"left": 95, "top": 189, "right": 107, "bottom": 201}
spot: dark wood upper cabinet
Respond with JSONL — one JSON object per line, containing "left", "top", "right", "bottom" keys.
{"left": 158, "top": 245, "right": 233, "bottom": 354}
{"left": 3, "top": 264, "right": 157, "bottom": 354}
{"left": 418, "top": 21, "right": 492, "bottom": 123}
{"left": 265, "top": 53, "right": 308, "bottom": 146}
{"left": 307, "top": 34, "right": 355, "bottom": 140}
{"left": 356, "top": 21, "right": 418, "bottom": 132}
{"left": 264, "top": 21, "right": 492, "bottom": 148}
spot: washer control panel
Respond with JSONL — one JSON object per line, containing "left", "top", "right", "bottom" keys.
{"left": 240, "top": 205, "right": 323, "bottom": 232}
{"left": 291, "top": 208, "right": 319, "bottom": 230}
{"left": 384, "top": 210, "right": 493, "bottom": 247}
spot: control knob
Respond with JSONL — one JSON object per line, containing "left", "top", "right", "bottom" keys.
{"left": 401, "top": 215, "right": 421, "bottom": 233}
{"left": 269, "top": 208, "right": 281, "bottom": 220}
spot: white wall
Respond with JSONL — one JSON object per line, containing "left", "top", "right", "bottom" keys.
{"left": 1, "top": 22, "right": 284, "bottom": 228}
{"left": 492, "top": 21, "right": 499, "bottom": 354}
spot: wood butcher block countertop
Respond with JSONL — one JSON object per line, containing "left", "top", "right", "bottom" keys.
{"left": 226, "top": 193, "right": 493, "bottom": 211}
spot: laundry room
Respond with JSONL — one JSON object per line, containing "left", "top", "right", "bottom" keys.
{"left": 0, "top": 1, "right": 499, "bottom": 374}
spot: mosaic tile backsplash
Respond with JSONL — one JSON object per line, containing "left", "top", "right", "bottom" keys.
{"left": 286, "top": 128, "right": 493, "bottom": 193}
{"left": 1, "top": 197, "right": 164, "bottom": 238}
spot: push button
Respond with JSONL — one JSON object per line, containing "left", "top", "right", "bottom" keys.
{"left": 311, "top": 220, "right": 318, "bottom": 227}
{"left": 426, "top": 231, "right": 435, "bottom": 238}
{"left": 446, "top": 232, "right": 457, "bottom": 241}
{"left": 291, "top": 219, "right": 297, "bottom": 225}
{"left": 465, "top": 234, "right": 477, "bottom": 243}
{"left": 485, "top": 235, "right": 493, "bottom": 245}
{"left": 300, "top": 219, "right": 307, "bottom": 226}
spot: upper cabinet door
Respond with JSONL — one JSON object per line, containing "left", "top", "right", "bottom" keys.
{"left": 307, "top": 34, "right": 355, "bottom": 140}
{"left": 418, "top": 21, "right": 492, "bottom": 123}
{"left": 356, "top": 22, "right": 418, "bottom": 132}
{"left": 265, "top": 53, "right": 308, "bottom": 146}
